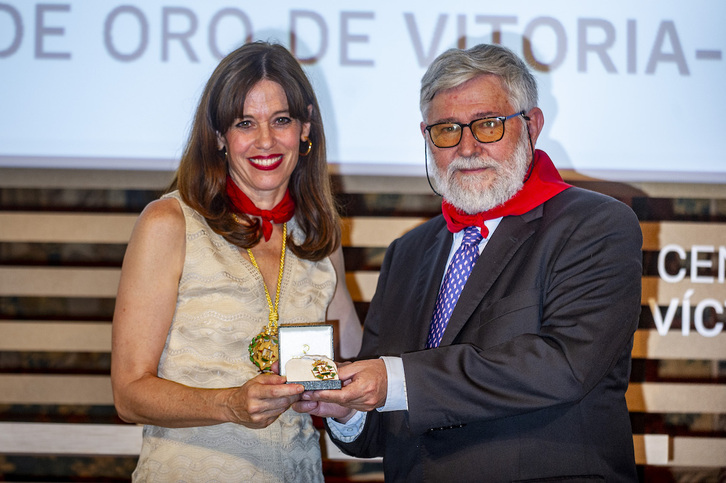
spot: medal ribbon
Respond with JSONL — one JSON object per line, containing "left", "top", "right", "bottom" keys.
{"left": 247, "top": 222, "right": 287, "bottom": 372}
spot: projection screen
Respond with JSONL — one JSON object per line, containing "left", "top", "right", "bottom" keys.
{"left": 1, "top": 1, "right": 724, "bottom": 183}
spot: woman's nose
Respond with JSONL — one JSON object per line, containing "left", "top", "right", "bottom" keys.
{"left": 255, "top": 125, "right": 274, "bottom": 149}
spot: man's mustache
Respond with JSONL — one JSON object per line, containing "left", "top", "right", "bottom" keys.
{"left": 447, "top": 156, "right": 498, "bottom": 175}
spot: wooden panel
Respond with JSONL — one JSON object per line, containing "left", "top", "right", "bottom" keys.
{"left": 640, "top": 221, "right": 726, "bottom": 251}
{"left": 632, "top": 434, "right": 669, "bottom": 466}
{"left": 345, "top": 272, "right": 379, "bottom": 303}
{"left": 7, "top": 267, "right": 725, "bottom": 307}
{"left": 0, "top": 321, "right": 111, "bottom": 352}
{"left": 5, "top": 374, "right": 725, "bottom": 415}
{"left": 632, "top": 435, "right": 726, "bottom": 467}
{"left": 0, "top": 267, "right": 121, "bottom": 297}
{"left": 0, "top": 212, "right": 137, "bottom": 243}
{"left": 3, "top": 167, "right": 725, "bottom": 198}
{"left": 5, "top": 214, "right": 725, "bottom": 252}
{"left": 669, "top": 437, "right": 726, "bottom": 467}
{"left": 0, "top": 422, "right": 142, "bottom": 456}
{"left": 334, "top": 173, "right": 433, "bottom": 195}
{"left": 626, "top": 181, "right": 726, "bottom": 200}
{"left": 0, "top": 267, "right": 381, "bottom": 302}
{"left": 342, "top": 216, "right": 427, "bottom": 247}
{"left": 0, "top": 374, "right": 113, "bottom": 405}
{"left": 0, "top": 211, "right": 423, "bottom": 248}
{"left": 1, "top": 176, "right": 724, "bottom": 477}
{"left": 4, "top": 422, "right": 722, "bottom": 468}
{"left": 2, "top": 324, "right": 724, "bottom": 361}
{"left": 626, "top": 383, "right": 726, "bottom": 413}
{"left": 642, "top": 276, "right": 726, "bottom": 305}
{"left": 632, "top": 329, "right": 726, "bottom": 360}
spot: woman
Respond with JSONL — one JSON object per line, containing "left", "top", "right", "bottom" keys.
{"left": 111, "top": 41, "right": 362, "bottom": 482}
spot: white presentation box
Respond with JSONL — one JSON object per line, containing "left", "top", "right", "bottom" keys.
{"left": 279, "top": 324, "right": 341, "bottom": 390}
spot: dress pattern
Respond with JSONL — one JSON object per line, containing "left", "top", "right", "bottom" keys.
{"left": 132, "top": 191, "right": 335, "bottom": 482}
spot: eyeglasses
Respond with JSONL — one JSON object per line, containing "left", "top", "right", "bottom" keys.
{"left": 424, "top": 111, "right": 525, "bottom": 148}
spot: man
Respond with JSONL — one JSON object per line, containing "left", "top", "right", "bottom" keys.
{"left": 296, "top": 44, "right": 642, "bottom": 482}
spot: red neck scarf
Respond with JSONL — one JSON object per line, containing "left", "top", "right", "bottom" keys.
{"left": 442, "top": 150, "right": 571, "bottom": 236}
{"left": 225, "top": 175, "right": 296, "bottom": 242}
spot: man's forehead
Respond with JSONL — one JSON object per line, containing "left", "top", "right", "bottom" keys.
{"left": 428, "top": 74, "right": 512, "bottom": 121}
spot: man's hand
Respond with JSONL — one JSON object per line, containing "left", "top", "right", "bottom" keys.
{"left": 301, "top": 359, "right": 387, "bottom": 412}
{"left": 292, "top": 400, "right": 357, "bottom": 423}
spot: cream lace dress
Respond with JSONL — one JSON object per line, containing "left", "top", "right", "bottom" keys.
{"left": 132, "top": 192, "right": 334, "bottom": 482}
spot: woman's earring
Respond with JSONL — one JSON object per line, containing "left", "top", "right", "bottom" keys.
{"left": 299, "top": 137, "right": 312, "bottom": 156}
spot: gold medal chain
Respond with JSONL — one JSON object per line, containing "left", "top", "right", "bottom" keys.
{"left": 246, "top": 222, "right": 287, "bottom": 329}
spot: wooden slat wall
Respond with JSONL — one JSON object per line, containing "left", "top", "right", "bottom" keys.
{"left": 1, "top": 170, "right": 724, "bottom": 481}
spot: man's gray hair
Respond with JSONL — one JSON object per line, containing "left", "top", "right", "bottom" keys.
{"left": 420, "top": 44, "right": 538, "bottom": 119}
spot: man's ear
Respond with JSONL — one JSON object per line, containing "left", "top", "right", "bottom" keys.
{"left": 524, "top": 107, "right": 544, "bottom": 146}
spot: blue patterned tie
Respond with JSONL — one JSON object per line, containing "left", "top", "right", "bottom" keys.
{"left": 426, "top": 226, "right": 483, "bottom": 348}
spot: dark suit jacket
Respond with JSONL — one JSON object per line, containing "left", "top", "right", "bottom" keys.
{"left": 329, "top": 187, "right": 642, "bottom": 482}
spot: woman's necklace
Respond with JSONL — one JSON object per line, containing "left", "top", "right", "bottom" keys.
{"left": 247, "top": 222, "right": 287, "bottom": 372}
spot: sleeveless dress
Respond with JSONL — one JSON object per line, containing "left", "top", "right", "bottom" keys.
{"left": 132, "top": 191, "right": 335, "bottom": 482}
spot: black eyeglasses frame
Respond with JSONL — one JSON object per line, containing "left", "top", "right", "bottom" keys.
{"left": 424, "top": 110, "right": 527, "bottom": 148}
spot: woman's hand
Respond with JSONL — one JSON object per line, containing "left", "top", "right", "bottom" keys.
{"left": 224, "top": 372, "right": 305, "bottom": 429}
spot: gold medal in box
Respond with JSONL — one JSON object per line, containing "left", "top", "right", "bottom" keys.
{"left": 278, "top": 324, "right": 341, "bottom": 390}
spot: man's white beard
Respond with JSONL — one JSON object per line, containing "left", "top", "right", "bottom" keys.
{"left": 430, "top": 127, "right": 531, "bottom": 215}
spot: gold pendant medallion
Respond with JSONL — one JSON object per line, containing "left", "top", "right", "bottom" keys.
{"left": 248, "top": 327, "right": 279, "bottom": 372}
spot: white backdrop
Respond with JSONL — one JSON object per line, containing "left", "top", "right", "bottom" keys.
{"left": 1, "top": 1, "right": 724, "bottom": 182}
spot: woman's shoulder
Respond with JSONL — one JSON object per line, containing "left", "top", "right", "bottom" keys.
{"left": 133, "top": 197, "right": 186, "bottom": 240}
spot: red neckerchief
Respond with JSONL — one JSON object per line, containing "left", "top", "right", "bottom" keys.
{"left": 442, "top": 150, "right": 571, "bottom": 237}
{"left": 225, "top": 175, "right": 296, "bottom": 242}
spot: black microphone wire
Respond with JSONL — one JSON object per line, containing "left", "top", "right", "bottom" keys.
{"left": 424, "top": 144, "right": 443, "bottom": 197}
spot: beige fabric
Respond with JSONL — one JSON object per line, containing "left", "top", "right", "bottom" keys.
{"left": 133, "top": 191, "right": 335, "bottom": 482}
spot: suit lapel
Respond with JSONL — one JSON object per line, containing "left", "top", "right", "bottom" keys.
{"left": 410, "top": 225, "right": 453, "bottom": 350}
{"left": 439, "top": 209, "right": 541, "bottom": 347}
